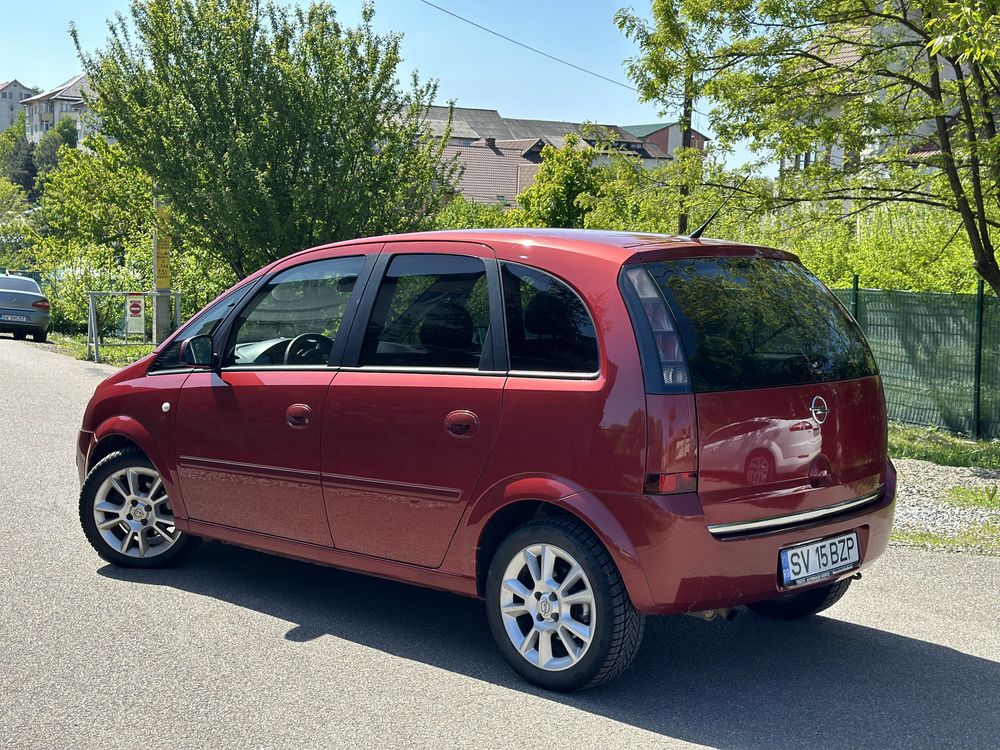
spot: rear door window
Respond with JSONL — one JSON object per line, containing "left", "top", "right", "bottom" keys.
{"left": 500, "top": 263, "right": 598, "bottom": 374}
{"left": 643, "top": 257, "right": 877, "bottom": 392}
{"left": 359, "top": 254, "right": 490, "bottom": 369}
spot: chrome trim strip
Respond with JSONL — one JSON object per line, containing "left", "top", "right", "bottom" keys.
{"left": 706, "top": 489, "right": 884, "bottom": 536}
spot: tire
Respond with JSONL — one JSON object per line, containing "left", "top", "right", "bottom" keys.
{"left": 748, "top": 578, "right": 852, "bottom": 620}
{"left": 485, "top": 516, "right": 645, "bottom": 691}
{"left": 12, "top": 331, "right": 26, "bottom": 340}
{"left": 32, "top": 330, "right": 47, "bottom": 343}
{"left": 79, "top": 448, "right": 198, "bottom": 568}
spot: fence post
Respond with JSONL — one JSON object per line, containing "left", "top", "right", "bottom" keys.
{"left": 850, "top": 274, "right": 860, "bottom": 321}
{"left": 973, "top": 279, "right": 985, "bottom": 440}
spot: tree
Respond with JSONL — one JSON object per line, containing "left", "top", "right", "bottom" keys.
{"left": 74, "top": 0, "right": 457, "bottom": 279}
{"left": 617, "top": 1, "right": 720, "bottom": 232}
{"left": 516, "top": 134, "right": 602, "bottom": 227}
{"left": 32, "top": 116, "right": 79, "bottom": 182}
{"left": 620, "top": 0, "right": 1000, "bottom": 297}
{"left": 1, "top": 114, "right": 37, "bottom": 197}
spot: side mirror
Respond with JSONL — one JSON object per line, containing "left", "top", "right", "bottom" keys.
{"left": 179, "top": 334, "right": 215, "bottom": 368}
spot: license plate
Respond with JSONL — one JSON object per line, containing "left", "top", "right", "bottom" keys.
{"left": 780, "top": 531, "right": 859, "bottom": 587}
{"left": 0, "top": 314, "right": 29, "bottom": 323}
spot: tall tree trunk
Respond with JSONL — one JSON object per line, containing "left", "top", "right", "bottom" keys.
{"left": 678, "top": 70, "right": 694, "bottom": 235}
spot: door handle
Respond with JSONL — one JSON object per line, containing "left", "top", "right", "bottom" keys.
{"left": 445, "top": 410, "right": 480, "bottom": 438}
{"left": 286, "top": 403, "right": 312, "bottom": 429}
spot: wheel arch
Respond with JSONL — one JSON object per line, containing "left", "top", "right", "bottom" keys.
{"left": 464, "top": 478, "right": 654, "bottom": 609}
{"left": 89, "top": 416, "right": 185, "bottom": 517}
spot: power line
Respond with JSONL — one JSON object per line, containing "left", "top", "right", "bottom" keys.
{"left": 415, "top": 0, "right": 639, "bottom": 93}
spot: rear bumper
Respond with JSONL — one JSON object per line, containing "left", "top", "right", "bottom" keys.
{"left": 0, "top": 306, "right": 49, "bottom": 333}
{"left": 603, "top": 459, "right": 896, "bottom": 615}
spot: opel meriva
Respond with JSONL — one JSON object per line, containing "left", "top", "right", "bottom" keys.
{"left": 77, "top": 229, "right": 895, "bottom": 691}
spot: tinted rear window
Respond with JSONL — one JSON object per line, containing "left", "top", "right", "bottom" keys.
{"left": 0, "top": 276, "right": 40, "bottom": 293}
{"left": 644, "top": 257, "right": 877, "bottom": 392}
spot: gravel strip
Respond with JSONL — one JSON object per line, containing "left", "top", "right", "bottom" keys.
{"left": 893, "top": 458, "right": 1000, "bottom": 535}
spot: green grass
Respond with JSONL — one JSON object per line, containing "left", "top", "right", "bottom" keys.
{"left": 944, "top": 485, "right": 1000, "bottom": 511}
{"left": 891, "top": 523, "right": 1000, "bottom": 555}
{"left": 48, "top": 332, "right": 155, "bottom": 368}
{"left": 888, "top": 422, "right": 1000, "bottom": 470}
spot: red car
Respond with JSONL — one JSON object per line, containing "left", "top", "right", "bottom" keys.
{"left": 76, "top": 229, "right": 895, "bottom": 691}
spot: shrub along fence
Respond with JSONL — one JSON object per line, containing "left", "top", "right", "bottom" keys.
{"left": 833, "top": 278, "right": 999, "bottom": 440}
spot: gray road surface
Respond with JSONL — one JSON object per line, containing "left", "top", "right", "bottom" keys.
{"left": 1, "top": 337, "right": 998, "bottom": 749}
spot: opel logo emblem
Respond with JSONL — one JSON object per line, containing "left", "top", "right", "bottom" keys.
{"left": 810, "top": 396, "right": 830, "bottom": 425}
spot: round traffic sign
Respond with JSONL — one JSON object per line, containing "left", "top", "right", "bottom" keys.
{"left": 129, "top": 301, "right": 142, "bottom": 316}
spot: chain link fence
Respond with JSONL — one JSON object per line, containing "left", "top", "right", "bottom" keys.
{"left": 833, "top": 279, "right": 999, "bottom": 440}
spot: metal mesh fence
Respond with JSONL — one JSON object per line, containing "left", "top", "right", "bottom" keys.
{"left": 832, "top": 285, "right": 999, "bottom": 439}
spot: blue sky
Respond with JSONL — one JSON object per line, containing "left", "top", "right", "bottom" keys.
{"left": 1, "top": 0, "right": 759, "bottom": 165}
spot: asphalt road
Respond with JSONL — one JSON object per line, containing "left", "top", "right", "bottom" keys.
{"left": 1, "top": 337, "right": 998, "bottom": 750}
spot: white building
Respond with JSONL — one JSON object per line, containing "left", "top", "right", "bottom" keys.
{"left": 0, "top": 80, "right": 38, "bottom": 133}
{"left": 20, "top": 74, "right": 91, "bottom": 144}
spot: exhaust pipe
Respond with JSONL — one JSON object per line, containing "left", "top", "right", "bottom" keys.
{"left": 686, "top": 607, "right": 737, "bottom": 622}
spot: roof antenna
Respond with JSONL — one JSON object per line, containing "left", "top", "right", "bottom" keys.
{"left": 689, "top": 174, "right": 751, "bottom": 240}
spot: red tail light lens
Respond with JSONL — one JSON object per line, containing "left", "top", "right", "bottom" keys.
{"left": 32, "top": 299, "right": 50, "bottom": 310}
{"left": 624, "top": 267, "right": 689, "bottom": 388}
{"left": 789, "top": 420, "right": 814, "bottom": 431}
{"left": 644, "top": 471, "right": 698, "bottom": 495}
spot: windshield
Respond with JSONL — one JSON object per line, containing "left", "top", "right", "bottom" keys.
{"left": 644, "top": 257, "right": 877, "bottom": 392}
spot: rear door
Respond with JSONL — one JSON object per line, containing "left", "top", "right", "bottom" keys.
{"left": 322, "top": 243, "right": 505, "bottom": 568}
{"left": 642, "top": 256, "right": 886, "bottom": 528}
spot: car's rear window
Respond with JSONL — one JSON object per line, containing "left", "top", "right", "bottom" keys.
{"left": 0, "top": 276, "right": 40, "bottom": 293}
{"left": 644, "top": 257, "right": 877, "bottom": 392}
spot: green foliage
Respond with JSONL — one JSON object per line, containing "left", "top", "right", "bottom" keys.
{"left": 928, "top": 1, "right": 1000, "bottom": 62}
{"left": 888, "top": 422, "right": 1000, "bottom": 469}
{"left": 13, "top": 138, "right": 235, "bottom": 332}
{"left": 1, "top": 113, "right": 36, "bottom": 197}
{"left": 618, "top": 0, "right": 1000, "bottom": 296}
{"left": 33, "top": 116, "right": 80, "bottom": 183}
{"left": 0, "top": 177, "right": 29, "bottom": 263}
{"left": 946, "top": 484, "right": 1000, "bottom": 510}
{"left": 432, "top": 195, "right": 529, "bottom": 230}
{"left": 516, "top": 135, "right": 601, "bottom": 227}
{"left": 75, "top": 0, "right": 457, "bottom": 279}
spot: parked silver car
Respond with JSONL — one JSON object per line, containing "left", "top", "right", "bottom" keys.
{"left": 0, "top": 275, "right": 50, "bottom": 342}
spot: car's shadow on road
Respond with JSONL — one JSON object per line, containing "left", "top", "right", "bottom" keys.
{"left": 99, "top": 542, "right": 999, "bottom": 748}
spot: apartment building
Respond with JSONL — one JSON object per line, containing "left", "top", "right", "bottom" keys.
{"left": 0, "top": 80, "right": 38, "bottom": 133}
{"left": 20, "top": 74, "right": 91, "bottom": 144}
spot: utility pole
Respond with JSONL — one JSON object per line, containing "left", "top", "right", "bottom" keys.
{"left": 152, "top": 195, "right": 172, "bottom": 343}
{"left": 678, "top": 69, "right": 694, "bottom": 235}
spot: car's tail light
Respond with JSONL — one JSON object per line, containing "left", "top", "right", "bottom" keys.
{"left": 789, "top": 420, "right": 814, "bottom": 432}
{"left": 624, "top": 267, "right": 689, "bottom": 388}
{"left": 644, "top": 471, "right": 698, "bottom": 495}
{"left": 32, "top": 299, "right": 50, "bottom": 310}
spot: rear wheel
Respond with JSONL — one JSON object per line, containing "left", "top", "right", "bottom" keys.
{"left": 79, "top": 448, "right": 198, "bottom": 568}
{"left": 32, "top": 330, "right": 47, "bottom": 343}
{"left": 748, "top": 578, "right": 852, "bottom": 619}
{"left": 12, "top": 331, "right": 26, "bottom": 340}
{"left": 485, "top": 516, "right": 644, "bottom": 691}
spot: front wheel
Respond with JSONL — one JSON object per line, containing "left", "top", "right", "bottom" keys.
{"left": 485, "top": 516, "right": 644, "bottom": 691}
{"left": 79, "top": 448, "right": 198, "bottom": 568}
{"left": 748, "top": 578, "right": 852, "bottom": 620}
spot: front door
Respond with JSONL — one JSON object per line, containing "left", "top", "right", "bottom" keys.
{"left": 175, "top": 253, "right": 368, "bottom": 544}
{"left": 322, "top": 245, "right": 504, "bottom": 567}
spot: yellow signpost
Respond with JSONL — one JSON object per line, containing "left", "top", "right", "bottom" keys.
{"left": 154, "top": 205, "right": 172, "bottom": 291}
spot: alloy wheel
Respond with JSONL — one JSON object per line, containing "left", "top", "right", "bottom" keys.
{"left": 92, "top": 467, "right": 178, "bottom": 559}
{"left": 498, "top": 543, "right": 596, "bottom": 671}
